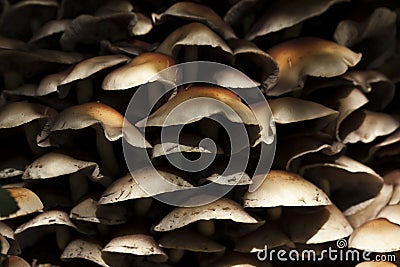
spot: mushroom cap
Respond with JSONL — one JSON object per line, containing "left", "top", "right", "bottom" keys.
{"left": 154, "top": 198, "right": 258, "bottom": 232}
{"left": 0, "top": 102, "right": 57, "bottom": 129}
{"left": 159, "top": 229, "right": 225, "bottom": 252}
{"left": 349, "top": 218, "right": 400, "bottom": 252}
{"left": 235, "top": 221, "right": 293, "bottom": 252}
{"left": 61, "top": 239, "right": 109, "bottom": 267}
{"left": 15, "top": 210, "right": 77, "bottom": 248}
{"left": 243, "top": 170, "right": 331, "bottom": 208}
{"left": 22, "top": 152, "right": 106, "bottom": 183}
{"left": 137, "top": 86, "right": 258, "bottom": 127}
{"left": 102, "top": 52, "right": 175, "bottom": 90}
{"left": 246, "top": 0, "right": 347, "bottom": 40}
{"left": 344, "top": 183, "right": 393, "bottom": 228}
{"left": 152, "top": 1, "right": 237, "bottom": 40}
{"left": 29, "top": 19, "right": 71, "bottom": 44}
{"left": 2, "top": 256, "right": 30, "bottom": 267}
{"left": 50, "top": 102, "right": 150, "bottom": 147}
{"left": 266, "top": 37, "right": 361, "bottom": 96}
{"left": 156, "top": 22, "right": 232, "bottom": 57}
{"left": 98, "top": 168, "right": 193, "bottom": 205}
{"left": 0, "top": 222, "right": 21, "bottom": 255}
{"left": 377, "top": 205, "right": 400, "bottom": 225}
{"left": 285, "top": 205, "right": 353, "bottom": 244}
{"left": 70, "top": 196, "right": 127, "bottom": 225}
{"left": 102, "top": 234, "right": 167, "bottom": 261}
{"left": 356, "top": 262, "right": 398, "bottom": 267}
{"left": 0, "top": 187, "right": 43, "bottom": 221}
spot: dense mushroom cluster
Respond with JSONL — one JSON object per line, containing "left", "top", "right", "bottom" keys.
{"left": 0, "top": 0, "right": 399, "bottom": 266}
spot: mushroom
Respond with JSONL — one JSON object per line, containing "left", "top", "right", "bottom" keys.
{"left": 14, "top": 210, "right": 77, "bottom": 250}
{"left": 300, "top": 155, "right": 383, "bottom": 209}
{"left": 102, "top": 52, "right": 176, "bottom": 90}
{"left": 154, "top": 198, "right": 259, "bottom": 236}
{"left": 159, "top": 229, "right": 225, "bottom": 264}
{"left": 29, "top": 19, "right": 72, "bottom": 48}
{"left": 152, "top": 1, "right": 237, "bottom": 40}
{"left": 0, "top": 187, "right": 43, "bottom": 221}
{"left": 377, "top": 205, "right": 400, "bottom": 226}
{"left": 383, "top": 170, "right": 400, "bottom": 205}
{"left": 356, "top": 262, "right": 398, "bottom": 267}
{"left": 0, "top": 102, "right": 57, "bottom": 156}
{"left": 246, "top": 0, "right": 346, "bottom": 40}
{"left": 349, "top": 218, "right": 400, "bottom": 252}
{"left": 0, "top": 222, "right": 20, "bottom": 255}
{"left": 235, "top": 221, "right": 294, "bottom": 253}
{"left": 49, "top": 102, "right": 150, "bottom": 176}
{"left": 282, "top": 205, "right": 353, "bottom": 244}
{"left": 99, "top": 168, "right": 194, "bottom": 216}
{"left": 102, "top": 234, "right": 168, "bottom": 266}
{"left": 22, "top": 151, "right": 109, "bottom": 202}
{"left": 61, "top": 239, "right": 109, "bottom": 267}
{"left": 344, "top": 183, "right": 393, "bottom": 228}
{"left": 2, "top": 256, "right": 30, "bottom": 267}
{"left": 266, "top": 37, "right": 361, "bottom": 96}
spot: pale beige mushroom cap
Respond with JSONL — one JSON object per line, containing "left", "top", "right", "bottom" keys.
{"left": 243, "top": 170, "right": 331, "bottom": 208}
{"left": 349, "top": 218, "right": 400, "bottom": 252}
{"left": 154, "top": 198, "right": 258, "bottom": 232}
{"left": 61, "top": 239, "right": 109, "bottom": 267}
{"left": 377, "top": 205, "right": 400, "bottom": 225}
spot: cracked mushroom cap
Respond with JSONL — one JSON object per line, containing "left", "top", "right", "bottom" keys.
{"left": 349, "top": 218, "right": 400, "bottom": 252}
{"left": 102, "top": 52, "right": 175, "bottom": 90}
{"left": 152, "top": 1, "right": 237, "bottom": 40}
{"left": 14, "top": 210, "right": 77, "bottom": 248}
{"left": 246, "top": 0, "right": 347, "bottom": 40}
{"left": 61, "top": 239, "right": 109, "bottom": 267}
{"left": 0, "top": 187, "right": 43, "bottom": 221}
{"left": 50, "top": 102, "right": 150, "bottom": 148}
{"left": 266, "top": 37, "right": 361, "bottom": 96}
{"left": 137, "top": 86, "right": 258, "bottom": 128}
{"left": 159, "top": 229, "right": 225, "bottom": 252}
{"left": 154, "top": 198, "right": 258, "bottom": 232}
{"left": 98, "top": 168, "right": 194, "bottom": 205}
{"left": 243, "top": 170, "right": 331, "bottom": 208}
{"left": 102, "top": 234, "right": 168, "bottom": 264}
{"left": 284, "top": 205, "right": 353, "bottom": 244}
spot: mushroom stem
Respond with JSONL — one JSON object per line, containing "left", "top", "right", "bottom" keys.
{"left": 133, "top": 198, "right": 153, "bottom": 216}
{"left": 95, "top": 128, "right": 120, "bottom": 177}
{"left": 69, "top": 172, "right": 89, "bottom": 203}
{"left": 76, "top": 79, "right": 93, "bottom": 104}
{"left": 3, "top": 71, "right": 23, "bottom": 90}
{"left": 56, "top": 227, "right": 70, "bottom": 250}
{"left": 197, "top": 220, "right": 215, "bottom": 236}
{"left": 23, "top": 123, "right": 43, "bottom": 156}
{"left": 267, "top": 207, "right": 282, "bottom": 220}
{"left": 167, "top": 248, "right": 185, "bottom": 264}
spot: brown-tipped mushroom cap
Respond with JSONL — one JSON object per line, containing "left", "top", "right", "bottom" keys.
{"left": 152, "top": 2, "right": 237, "bottom": 40}
{"left": 0, "top": 187, "right": 43, "bottom": 221}
{"left": 154, "top": 198, "right": 258, "bottom": 232}
{"left": 349, "top": 218, "right": 400, "bottom": 252}
{"left": 285, "top": 205, "right": 353, "bottom": 244}
{"left": 61, "top": 239, "right": 109, "bottom": 267}
{"left": 266, "top": 37, "right": 361, "bottom": 96}
{"left": 246, "top": 0, "right": 347, "bottom": 40}
{"left": 102, "top": 52, "right": 175, "bottom": 90}
{"left": 243, "top": 170, "right": 331, "bottom": 208}
{"left": 50, "top": 102, "right": 150, "bottom": 147}
{"left": 137, "top": 86, "right": 258, "bottom": 127}
{"left": 159, "top": 229, "right": 225, "bottom": 252}
{"left": 102, "top": 234, "right": 168, "bottom": 262}
{"left": 98, "top": 168, "right": 193, "bottom": 205}
{"left": 156, "top": 22, "right": 232, "bottom": 57}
